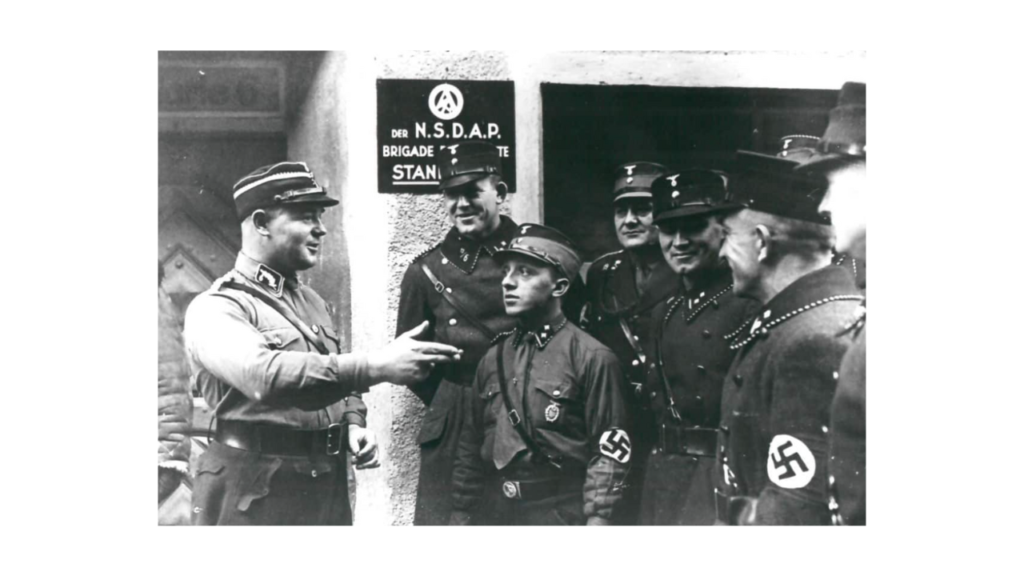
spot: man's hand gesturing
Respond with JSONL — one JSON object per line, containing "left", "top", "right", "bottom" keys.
{"left": 367, "top": 321, "right": 462, "bottom": 385}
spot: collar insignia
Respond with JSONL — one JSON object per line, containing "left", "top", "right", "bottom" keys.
{"left": 255, "top": 264, "right": 284, "bottom": 297}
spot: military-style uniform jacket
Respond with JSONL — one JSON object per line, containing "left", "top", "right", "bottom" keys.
{"left": 833, "top": 251, "right": 866, "bottom": 291}
{"left": 396, "top": 215, "right": 521, "bottom": 524}
{"left": 716, "top": 265, "right": 864, "bottom": 525}
{"left": 828, "top": 309, "right": 866, "bottom": 525}
{"left": 396, "top": 216, "right": 520, "bottom": 405}
{"left": 451, "top": 317, "right": 631, "bottom": 521}
{"left": 583, "top": 250, "right": 677, "bottom": 392}
{"left": 184, "top": 253, "right": 368, "bottom": 429}
{"left": 638, "top": 267, "right": 756, "bottom": 524}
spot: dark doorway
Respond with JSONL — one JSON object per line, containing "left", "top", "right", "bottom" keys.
{"left": 541, "top": 83, "right": 838, "bottom": 262}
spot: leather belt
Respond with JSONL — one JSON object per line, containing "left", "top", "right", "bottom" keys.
{"left": 657, "top": 425, "right": 717, "bottom": 457}
{"left": 215, "top": 419, "right": 345, "bottom": 457}
{"left": 499, "top": 476, "right": 581, "bottom": 501}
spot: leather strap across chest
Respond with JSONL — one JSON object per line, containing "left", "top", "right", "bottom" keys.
{"left": 220, "top": 280, "right": 330, "bottom": 355}
{"left": 421, "top": 262, "right": 497, "bottom": 340}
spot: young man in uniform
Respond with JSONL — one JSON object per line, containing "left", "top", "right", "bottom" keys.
{"left": 395, "top": 141, "right": 522, "bottom": 525}
{"left": 450, "top": 224, "right": 630, "bottom": 525}
{"left": 799, "top": 82, "right": 868, "bottom": 525}
{"left": 185, "top": 161, "right": 461, "bottom": 525}
{"left": 637, "top": 170, "right": 756, "bottom": 524}
{"left": 582, "top": 161, "right": 676, "bottom": 523}
{"left": 713, "top": 151, "right": 864, "bottom": 525}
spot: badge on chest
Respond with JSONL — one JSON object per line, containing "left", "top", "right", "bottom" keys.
{"left": 544, "top": 402, "right": 560, "bottom": 423}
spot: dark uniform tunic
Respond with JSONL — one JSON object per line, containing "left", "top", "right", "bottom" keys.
{"left": 715, "top": 265, "right": 864, "bottom": 525}
{"left": 639, "top": 267, "right": 756, "bottom": 524}
{"left": 451, "top": 317, "right": 630, "bottom": 525}
{"left": 583, "top": 249, "right": 676, "bottom": 523}
{"left": 184, "top": 253, "right": 370, "bottom": 525}
{"left": 828, "top": 310, "right": 866, "bottom": 525}
{"left": 396, "top": 215, "right": 520, "bottom": 525}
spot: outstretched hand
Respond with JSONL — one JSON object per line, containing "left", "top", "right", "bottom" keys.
{"left": 367, "top": 321, "right": 462, "bottom": 385}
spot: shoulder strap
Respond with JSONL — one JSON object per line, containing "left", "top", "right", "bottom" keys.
{"left": 617, "top": 317, "right": 646, "bottom": 364}
{"left": 220, "top": 280, "right": 330, "bottom": 355}
{"left": 495, "top": 339, "right": 561, "bottom": 469}
{"left": 420, "top": 262, "right": 497, "bottom": 340}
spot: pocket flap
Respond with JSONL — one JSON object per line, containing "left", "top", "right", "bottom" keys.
{"left": 194, "top": 458, "right": 225, "bottom": 477}
{"left": 261, "top": 328, "right": 303, "bottom": 350}
{"left": 532, "top": 379, "right": 575, "bottom": 400}
{"left": 417, "top": 406, "right": 449, "bottom": 445}
{"left": 478, "top": 380, "right": 500, "bottom": 400}
{"left": 292, "top": 459, "right": 337, "bottom": 476}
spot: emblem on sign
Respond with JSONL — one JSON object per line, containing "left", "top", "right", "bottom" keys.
{"left": 502, "top": 481, "right": 519, "bottom": 499}
{"left": 545, "top": 402, "right": 560, "bottom": 423}
{"left": 428, "top": 83, "right": 464, "bottom": 120}
{"left": 599, "top": 428, "right": 632, "bottom": 463}
{"left": 767, "top": 434, "right": 816, "bottom": 489}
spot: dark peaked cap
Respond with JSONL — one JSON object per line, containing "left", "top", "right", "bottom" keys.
{"left": 438, "top": 141, "right": 503, "bottom": 190}
{"left": 720, "top": 151, "right": 831, "bottom": 225}
{"left": 652, "top": 169, "right": 730, "bottom": 223}
{"left": 232, "top": 161, "right": 338, "bottom": 220}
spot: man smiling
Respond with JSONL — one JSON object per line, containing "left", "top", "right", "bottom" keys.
{"left": 583, "top": 160, "right": 675, "bottom": 524}
{"left": 450, "top": 224, "right": 629, "bottom": 525}
{"left": 637, "top": 170, "right": 756, "bottom": 524}
{"left": 396, "top": 141, "right": 521, "bottom": 525}
{"left": 712, "top": 152, "right": 863, "bottom": 525}
{"left": 185, "top": 161, "right": 460, "bottom": 525}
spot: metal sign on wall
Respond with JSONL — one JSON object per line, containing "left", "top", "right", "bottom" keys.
{"left": 376, "top": 79, "right": 516, "bottom": 192}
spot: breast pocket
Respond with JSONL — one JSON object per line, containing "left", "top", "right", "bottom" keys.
{"left": 530, "top": 379, "right": 582, "bottom": 430}
{"left": 478, "top": 380, "right": 503, "bottom": 428}
{"left": 260, "top": 327, "right": 304, "bottom": 351}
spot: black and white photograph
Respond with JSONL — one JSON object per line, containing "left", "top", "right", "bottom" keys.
{"left": 11, "top": 4, "right": 1021, "bottom": 573}
{"left": 156, "top": 50, "right": 866, "bottom": 527}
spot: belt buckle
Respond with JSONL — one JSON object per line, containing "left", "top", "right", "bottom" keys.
{"left": 326, "top": 423, "right": 343, "bottom": 455}
{"left": 502, "top": 480, "right": 521, "bottom": 499}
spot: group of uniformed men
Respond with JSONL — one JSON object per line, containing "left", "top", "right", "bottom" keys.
{"left": 181, "top": 81, "right": 866, "bottom": 526}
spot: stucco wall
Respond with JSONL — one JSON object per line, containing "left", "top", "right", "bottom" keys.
{"left": 287, "top": 50, "right": 866, "bottom": 525}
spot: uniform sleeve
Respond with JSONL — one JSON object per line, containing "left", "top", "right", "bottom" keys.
{"left": 754, "top": 332, "right": 848, "bottom": 525}
{"left": 582, "top": 348, "right": 630, "bottom": 521}
{"left": 158, "top": 286, "right": 192, "bottom": 474}
{"left": 450, "top": 357, "right": 489, "bottom": 518}
{"left": 396, "top": 261, "right": 444, "bottom": 405}
{"left": 184, "top": 292, "right": 373, "bottom": 408}
{"left": 342, "top": 395, "right": 368, "bottom": 427}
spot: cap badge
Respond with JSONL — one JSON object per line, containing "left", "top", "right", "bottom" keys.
{"left": 545, "top": 402, "right": 560, "bottom": 423}
{"left": 667, "top": 174, "right": 679, "bottom": 187}
{"left": 520, "top": 225, "right": 532, "bottom": 233}
{"left": 671, "top": 190, "right": 680, "bottom": 199}
{"left": 624, "top": 165, "right": 636, "bottom": 176}
{"left": 448, "top": 144, "right": 460, "bottom": 155}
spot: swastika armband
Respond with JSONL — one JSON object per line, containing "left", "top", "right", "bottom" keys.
{"left": 766, "top": 434, "right": 816, "bottom": 489}
{"left": 599, "top": 428, "right": 632, "bottom": 464}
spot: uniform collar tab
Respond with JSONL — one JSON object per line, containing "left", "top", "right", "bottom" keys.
{"left": 513, "top": 315, "right": 568, "bottom": 349}
{"left": 235, "top": 253, "right": 297, "bottom": 297}
{"left": 441, "top": 216, "right": 518, "bottom": 274}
